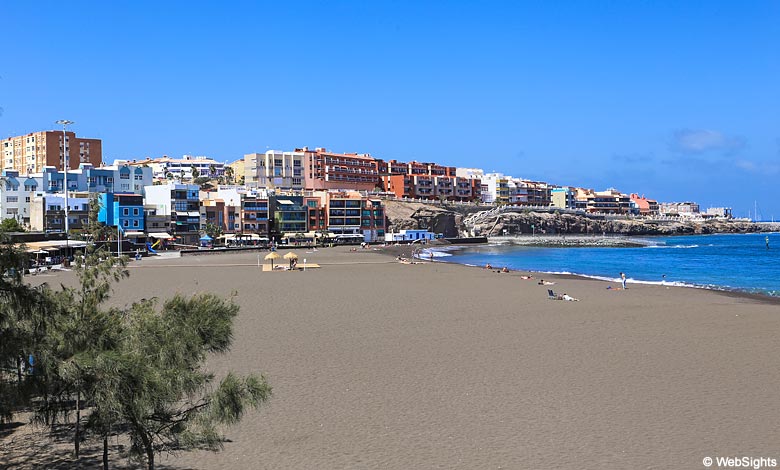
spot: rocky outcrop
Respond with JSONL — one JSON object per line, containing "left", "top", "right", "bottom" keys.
{"left": 383, "top": 201, "right": 779, "bottom": 237}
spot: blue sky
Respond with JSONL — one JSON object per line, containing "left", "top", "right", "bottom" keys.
{"left": 2, "top": 1, "right": 778, "bottom": 219}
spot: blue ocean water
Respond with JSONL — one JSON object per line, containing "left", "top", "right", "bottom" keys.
{"left": 434, "top": 233, "right": 780, "bottom": 297}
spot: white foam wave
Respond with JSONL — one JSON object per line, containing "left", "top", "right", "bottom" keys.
{"left": 644, "top": 244, "right": 700, "bottom": 249}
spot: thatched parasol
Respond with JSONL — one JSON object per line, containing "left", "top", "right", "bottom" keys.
{"left": 264, "top": 251, "right": 280, "bottom": 269}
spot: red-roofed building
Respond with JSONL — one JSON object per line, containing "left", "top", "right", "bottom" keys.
{"left": 629, "top": 193, "right": 659, "bottom": 215}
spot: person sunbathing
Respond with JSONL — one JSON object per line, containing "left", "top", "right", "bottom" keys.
{"left": 537, "top": 279, "right": 555, "bottom": 286}
{"left": 519, "top": 275, "right": 534, "bottom": 280}
{"left": 561, "top": 293, "right": 579, "bottom": 301}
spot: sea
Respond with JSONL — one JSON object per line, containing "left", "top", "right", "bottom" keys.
{"left": 429, "top": 233, "right": 780, "bottom": 297}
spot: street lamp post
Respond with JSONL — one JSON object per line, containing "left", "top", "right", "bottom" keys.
{"left": 55, "top": 120, "right": 74, "bottom": 260}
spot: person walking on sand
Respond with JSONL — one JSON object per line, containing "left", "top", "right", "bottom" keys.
{"left": 620, "top": 272, "right": 627, "bottom": 290}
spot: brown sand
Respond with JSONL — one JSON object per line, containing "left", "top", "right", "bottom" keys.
{"left": 6, "top": 246, "right": 780, "bottom": 469}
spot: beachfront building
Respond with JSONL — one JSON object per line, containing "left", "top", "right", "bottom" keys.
{"left": 659, "top": 202, "right": 700, "bottom": 217}
{"left": 506, "top": 179, "right": 528, "bottom": 205}
{"left": 213, "top": 186, "right": 271, "bottom": 236}
{"left": 551, "top": 187, "right": 576, "bottom": 209}
{"left": 323, "top": 192, "right": 385, "bottom": 241}
{"left": 480, "top": 173, "right": 511, "bottom": 204}
{"left": 704, "top": 207, "right": 733, "bottom": 218}
{"left": 456, "top": 168, "right": 489, "bottom": 202}
{"left": 385, "top": 229, "right": 435, "bottom": 242}
{"left": 629, "top": 194, "right": 660, "bottom": 216}
{"left": 97, "top": 193, "right": 145, "bottom": 236}
{"left": 144, "top": 183, "right": 201, "bottom": 245}
{"left": 29, "top": 193, "right": 90, "bottom": 233}
{"left": 524, "top": 181, "right": 552, "bottom": 207}
{"left": 244, "top": 150, "right": 305, "bottom": 191}
{"left": 576, "top": 189, "right": 635, "bottom": 214}
{"left": 2, "top": 130, "right": 102, "bottom": 173}
{"left": 0, "top": 164, "right": 152, "bottom": 229}
{"left": 301, "top": 147, "right": 379, "bottom": 191}
{"left": 360, "top": 197, "right": 386, "bottom": 242}
{"left": 127, "top": 155, "right": 225, "bottom": 181}
{"left": 271, "top": 195, "right": 307, "bottom": 238}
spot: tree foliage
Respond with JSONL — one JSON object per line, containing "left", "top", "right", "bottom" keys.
{"left": 0, "top": 199, "right": 271, "bottom": 470}
{"left": 202, "top": 222, "right": 223, "bottom": 240}
{"left": 0, "top": 217, "right": 25, "bottom": 232}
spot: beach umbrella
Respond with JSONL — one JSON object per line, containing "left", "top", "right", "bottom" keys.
{"left": 264, "top": 251, "right": 280, "bottom": 269}
{"left": 283, "top": 252, "right": 299, "bottom": 260}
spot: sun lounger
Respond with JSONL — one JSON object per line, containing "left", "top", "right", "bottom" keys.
{"left": 547, "top": 289, "right": 561, "bottom": 300}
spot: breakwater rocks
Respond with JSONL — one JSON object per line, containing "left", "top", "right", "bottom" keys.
{"left": 383, "top": 200, "right": 780, "bottom": 237}
{"left": 489, "top": 235, "right": 652, "bottom": 248}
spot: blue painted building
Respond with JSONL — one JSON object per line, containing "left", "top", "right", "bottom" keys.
{"left": 98, "top": 193, "right": 145, "bottom": 234}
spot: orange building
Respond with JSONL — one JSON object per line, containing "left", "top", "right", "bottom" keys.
{"left": 301, "top": 147, "right": 379, "bottom": 191}
{"left": 2, "top": 130, "right": 102, "bottom": 174}
{"left": 629, "top": 193, "right": 659, "bottom": 215}
{"left": 385, "top": 174, "right": 479, "bottom": 201}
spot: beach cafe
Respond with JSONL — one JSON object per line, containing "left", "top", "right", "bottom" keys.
{"left": 220, "top": 233, "right": 269, "bottom": 247}
{"left": 22, "top": 239, "right": 88, "bottom": 268}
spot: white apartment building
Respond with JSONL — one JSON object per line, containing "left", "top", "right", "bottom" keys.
{"left": 244, "top": 150, "right": 305, "bottom": 191}
{"left": 125, "top": 155, "right": 225, "bottom": 181}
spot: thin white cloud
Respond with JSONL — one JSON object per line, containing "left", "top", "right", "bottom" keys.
{"left": 735, "top": 159, "right": 780, "bottom": 175}
{"left": 670, "top": 129, "right": 745, "bottom": 155}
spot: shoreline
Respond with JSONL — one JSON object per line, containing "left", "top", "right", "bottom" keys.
{"left": 400, "top": 242, "right": 780, "bottom": 304}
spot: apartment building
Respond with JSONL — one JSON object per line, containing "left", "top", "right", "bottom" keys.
{"left": 98, "top": 193, "right": 145, "bottom": 235}
{"left": 551, "top": 187, "right": 576, "bottom": 209}
{"left": 629, "top": 194, "right": 660, "bottom": 216}
{"left": 301, "top": 147, "right": 379, "bottom": 191}
{"left": 479, "top": 173, "right": 511, "bottom": 204}
{"left": 29, "top": 193, "right": 91, "bottom": 233}
{"left": 576, "top": 189, "right": 634, "bottom": 214}
{"left": 213, "top": 186, "right": 270, "bottom": 235}
{"left": 524, "top": 181, "right": 552, "bottom": 206}
{"left": 2, "top": 130, "right": 102, "bottom": 173}
{"left": 144, "top": 183, "right": 201, "bottom": 245}
{"left": 1, "top": 164, "right": 151, "bottom": 228}
{"left": 271, "top": 195, "right": 307, "bottom": 236}
{"left": 244, "top": 150, "right": 305, "bottom": 190}
{"left": 128, "top": 155, "right": 224, "bottom": 181}
{"left": 659, "top": 202, "right": 700, "bottom": 216}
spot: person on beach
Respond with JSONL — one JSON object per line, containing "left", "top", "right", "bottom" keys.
{"left": 501, "top": 267, "right": 509, "bottom": 273}
{"left": 485, "top": 263, "right": 492, "bottom": 270}
{"left": 520, "top": 275, "right": 534, "bottom": 280}
{"left": 561, "top": 293, "right": 579, "bottom": 301}
{"left": 620, "top": 272, "right": 627, "bottom": 289}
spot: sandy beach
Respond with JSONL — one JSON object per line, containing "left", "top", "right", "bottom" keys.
{"left": 5, "top": 246, "right": 780, "bottom": 469}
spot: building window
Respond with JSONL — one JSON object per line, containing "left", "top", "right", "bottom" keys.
{"left": 123, "top": 208, "right": 129, "bottom": 216}
{"left": 133, "top": 220, "right": 139, "bottom": 227}
{"left": 133, "top": 208, "right": 139, "bottom": 216}
{"left": 123, "top": 220, "right": 129, "bottom": 227}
